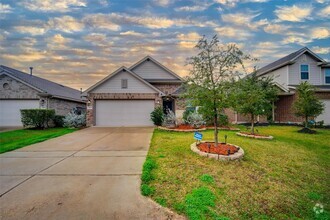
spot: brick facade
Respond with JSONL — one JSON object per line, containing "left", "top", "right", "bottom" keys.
{"left": 48, "top": 98, "right": 86, "bottom": 116}
{"left": 151, "top": 83, "right": 181, "bottom": 95}
{"left": 0, "top": 74, "right": 39, "bottom": 99}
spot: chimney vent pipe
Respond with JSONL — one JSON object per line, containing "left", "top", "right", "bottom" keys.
{"left": 29, "top": 67, "right": 33, "bottom": 76}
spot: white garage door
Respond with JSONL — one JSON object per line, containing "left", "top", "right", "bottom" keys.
{"left": 95, "top": 100, "right": 155, "bottom": 127}
{"left": 317, "top": 99, "right": 330, "bottom": 125}
{"left": 0, "top": 100, "right": 39, "bottom": 126}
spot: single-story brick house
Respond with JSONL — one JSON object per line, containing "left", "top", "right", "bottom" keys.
{"left": 256, "top": 47, "right": 330, "bottom": 125}
{"left": 85, "top": 56, "right": 185, "bottom": 127}
{"left": 0, "top": 65, "right": 86, "bottom": 126}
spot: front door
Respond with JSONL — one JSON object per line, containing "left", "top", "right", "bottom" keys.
{"left": 163, "top": 99, "right": 174, "bottom": 114}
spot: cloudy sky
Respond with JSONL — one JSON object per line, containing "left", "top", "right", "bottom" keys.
{"left": 0, "top": 0, "right": 329, "bottom": 90}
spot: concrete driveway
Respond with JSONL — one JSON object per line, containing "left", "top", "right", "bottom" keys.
{"left": 0, "top": 127, "right": 182, "bottom": 220}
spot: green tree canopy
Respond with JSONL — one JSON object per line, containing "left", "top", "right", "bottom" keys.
{"left": 293, "top": 81, "right": 324, "bottom": 128}
{"left": 231, "top": 73, "right": 278, "bottom": 134}
{"left": 183, "top": 35, "right": 254, "bottom": 146}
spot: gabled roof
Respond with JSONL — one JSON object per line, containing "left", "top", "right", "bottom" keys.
{"left": 256, "top": 47, "right": 327, "bottom": 76}
{"left": 84, "top": 66, "right": 164, "bottom": 95}
{"left": 0, "top": 65, "right": 84, "bottom": 102}
{"left": 129, "top": 55, "right": 184, "bottom": 81}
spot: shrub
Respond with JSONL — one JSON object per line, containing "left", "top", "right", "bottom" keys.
{"left": 186, "top": 112, "right": 205, "bottom": 128}
{"left": 63, "top": 112, "right": 86, "bottom": 128}
{"left": 150, "top": 106, "right": 164, "bottom": 126}
{"left": 53, "top": 115, "right": 65, "bottom": 127}
{"left": 141, "top": 184, "right": 155, "bottom": 196}
{"left": 183, "top": 108, "right": 195, "bottom": 124}
{"left": 141, "top": 157, "right": 156, "bottom": 184}
{"left": 163, "top": 109, "right": 177, "bottom": 127}
{"left": 20, "top": 109, "right": 55, "bottom": 129}
{"left": 218, "top": 114, "right": 229, "bottom": 126}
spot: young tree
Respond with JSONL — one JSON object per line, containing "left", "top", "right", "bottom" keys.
{"left": 231, "top": 73, "right": 278, "bottom": 134}
{"left": 293, "top": 82, "right": 324, "bottom": 128}
{"left": 183, "top": 35, "right": 253, "bottom": 147}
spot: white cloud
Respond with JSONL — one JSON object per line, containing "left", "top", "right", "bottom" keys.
{"left": 215, "top": 26, "right": 253, "bottom": 40}
{"left": 48, "top": 16, "right": 84, "bottom": 33}
{"left": 175, "top": 2, "right": 211, "bottom": 12}
{"left": 154, "top": 0, "right": 172, "bottom": 7}
{"left": 275, "top": 5, "right": 312, "bottom": 22}
{"left": 221, "top": 12, "right": 267, "bottom": 30}
{"left": 263, "top": 23, "right": 289, "bottom": 34}
{"left": 119, "top": 31, "right": 144, "bottom": 37}
{"left": 83, "top": 14, "right": 121, "bottom": 31}
{"left": 312, "top": 46, "right": 330, "bottom": 54}
{"left": 319, "top": 5, "right": 330, "bottom": 17}
{"left": 14, "top": 26, "right": 47, "bottom": 35}
{"left": 177, "top": 32, "right": 201, "bottom": 49}
{"left": 20, "top": 0, "right": 86, "bottom": 12}
{"left": 46, "top": 34, "right": 71, "bottom": 49}
{"left": 310, "top": 27, "right": 330, "bottom": 39}
{"left": 83, "top": 33, "right": 113, "bottom": 47}
{"left": 215, "top": 0, "right": 268, "bottom": 7}
{"left": 0, "top": 3, "right": 12, "bottom": 13}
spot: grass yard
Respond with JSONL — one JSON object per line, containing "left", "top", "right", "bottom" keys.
{"left": 0, "top": 128, "right": 77, "bottom": 153}
{"left": 143, "top": 126, "right": 330, "bottom": 220}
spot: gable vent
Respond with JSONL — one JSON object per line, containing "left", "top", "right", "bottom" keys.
{"left": 302, "top": 54, "right": 307, "bottom": 62}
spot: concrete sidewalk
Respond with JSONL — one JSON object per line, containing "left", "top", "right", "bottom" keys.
{"left": 0, "top": 127, "right": 183, "bottom": 220}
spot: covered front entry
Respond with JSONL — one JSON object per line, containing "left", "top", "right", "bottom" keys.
{"left": 162, "top": 97, "right": 175, "bottom": 114}
{"left": 95, "top": 100, "right": 155, "bottom": 127}
{"left": 0, "top": 99, "right": 39, "bottom": 126}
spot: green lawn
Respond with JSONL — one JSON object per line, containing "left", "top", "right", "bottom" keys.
{"left": 143, "top": 126, "right": 330, "bottom": 220}
{"left": 0, "top": 128, "right": 77, "bottom": 153}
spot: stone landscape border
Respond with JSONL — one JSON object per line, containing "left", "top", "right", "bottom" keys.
{"left": 157, "top": 126, "right": 207, "bottom": 132}
{"left": 190, "top": 141, "right": 244, "bottom": 161}
{"left": 236, "top": 132, "right": 273, "bottom": 139}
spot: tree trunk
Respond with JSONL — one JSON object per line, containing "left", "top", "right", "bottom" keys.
{"left": 214, "top": 110, "right": 218, "bottom": 148}
{"left": 251, "top": 114, "right": 255, "bottom": 135}
{"left": 305, "top": 115, "right": 308, "bottom": 128}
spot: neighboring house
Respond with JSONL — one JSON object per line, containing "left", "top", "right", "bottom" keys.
{"left": 0, "top": 65, "right": 86, "bottom": 126}
{"left": 256, "top": 47, "right": 330, "bottom": 125}
{"left": 85, "top": 56, "right": 184, "bottom": 127}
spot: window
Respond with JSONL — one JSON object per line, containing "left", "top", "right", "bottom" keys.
{"left": 301, "top": 64, "right": 309, "bottom": 80}
{"left": 325, "top": 69, "right": 330, "bottom": 84}
{"left": 121, "top": 79, "right": 128, "bottom": 89}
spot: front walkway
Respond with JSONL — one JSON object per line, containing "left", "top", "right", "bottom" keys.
{"left": 0, "top": 127, "right": 182, "bottom": 220}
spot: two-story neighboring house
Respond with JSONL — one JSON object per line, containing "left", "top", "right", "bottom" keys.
{"left": 257, "top": 47, "right": 330, "bottom": 125}
{"left": 85, "top": 56, "right": 185, "bottom": 127}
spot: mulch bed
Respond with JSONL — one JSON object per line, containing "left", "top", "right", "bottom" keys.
{"left": 197, "top": 142, "right": 239, "bottom": 155}
{"left": 176, "top": 125, "right": 205, "bottom": 130}
{"left": 298, "top": 127, "right": 317, "bottom": 134}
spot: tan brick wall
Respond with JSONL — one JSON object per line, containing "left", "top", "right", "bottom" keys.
{"left": 0, "top": 74, "right": 39, "bottom": 99}
{"left": 86, "top": 93, "right": 159, "bottom": 126}
{"left": 151, "top": 83, "right": 181, "bottom": 95}
{"left": 48, "top": 98, "right": 86, "bottom": 116}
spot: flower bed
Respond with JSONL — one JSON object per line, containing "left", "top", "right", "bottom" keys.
{"left": 191, "top": 141, "right": 244, "bottom": 161}
{"left": 158, "top": 125, "right": 206, "bottom": 132}
{"left": 236, "top": 132, "right": 273, "bottom": 139}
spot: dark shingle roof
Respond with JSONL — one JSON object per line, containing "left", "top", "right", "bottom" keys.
{"left": 0, "top": 65, "right": 84, "bottom": 102}
{"left": 256, "top": 47, "right": 325, "bottom": 76}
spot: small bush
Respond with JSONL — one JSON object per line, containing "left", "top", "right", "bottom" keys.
{"left": 150, "top": 106, "right": 164, "bottom": 126}
{"left": 63, "top": 112, "right": 86, "bottom": 128}
{"left": 200, "top": 174, "right": 214, "bottom": 184}
{"left": 53, "top": 115, "right": 65, "bottom": 127}
{"left": 141, "top": 157, "right": 156, "bottom": 184}
{"left": 183, "top": 108, "right": 195, "bottom": 124}
{"left": 186, "top": 112, "right": 205, "bottom": 128}
{"left": 163, "top": 109, "right": 177, "bottom": 127}
{"left": 141, "top": 184, "right": 155, "bottom": 196}
{"left": 20, "top": 109, "right": 55, "bottom": 129}
{"left": 218, "top": 114, "right": 229, "bottom": 126}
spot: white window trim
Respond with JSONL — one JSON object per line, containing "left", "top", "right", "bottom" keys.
{"left": 121, "top": 79, "right": 128, "bottom": 89}
{"left": 325, "top": 69, "right": 330, "bottom": 84}
{"left": 300, "top": 64, "right": 309, "bottom": 80}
